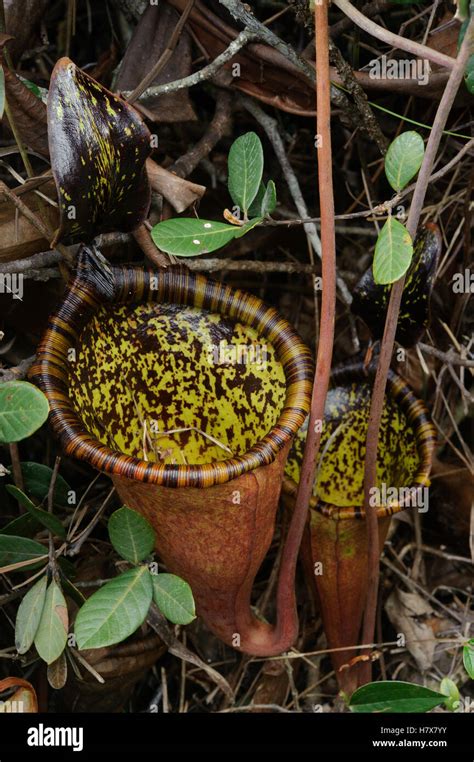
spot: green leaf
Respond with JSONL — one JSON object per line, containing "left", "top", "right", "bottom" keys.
{"left": 463, "top": 639, "right": 474, "bottom": 679}
{"left": 352, "top": 224, "right": 441, "bottom": 347}
{"left": 440, "top": 677, "right": 460, "bottom": 711}
{"left": 261, "top": 180, "right": 277, "bottom": 216}
{"left": 61, "top": 577, "right": 86, "bottom": 608}
{"left": 5, "top": 486, "right": 66, "bottom": 538}
{"left": 247, "top": 181, "right": 266, "bottom": 218}
{"left": 74, "top": 567, "right": 153, "bottom": 650}
{"left": 0, "top": 534, "right": 47, "bottom": 571}
{"left": 349, "top": 681, "right": 447, "bottom": 713}
{"left": 0, "top": 65, "right": 5, "bottom": 121}
{"left": 151, "top": 218, "right": 241, "bottom": 256}
{"left": 108, "top": 506, "right": 155, "bottom": 564}
{"left": 152, "top": 573, "right": 196, "bottom": 625}
{"left": 0, "top": 381, "right": 49, "bottom": 443}
{"left": 385, "top": 131, "right": 425, "bottom": 192}
{"left": 465, "top": 54, "right": 474, "bottom": 94}
{"left": 459, "top": 19, "right": 474, "bottom": 93}
{"left": 234, "top": 217, "right": 263, "bottom": 238}
{"left": 58, "top": 556, "right": 77, "bottom": 579}
{"left": 247, "top": 181, "right": 276, "bottom": 218}
{"left": 373, "top": 217, "right": 413, "bottom": 285}
{"left": 19, "top": 76, "right": 42, "bottom": 99}
{"left": 34, "top": 580, "right": 68, "bottom": 664}
{"left": 228, "top": 132, "right": 264, "bottom": 215}
{"left": 15, "top": 575, "right": 48, "bottom": 654}
{"left": 20, "top": 462, "right": 71, "bottom": 507}
{"left": 1, "top": 513, "right": 41, "bottom": 537}
{"left": 456, "top": 0, "right": 470, "bottom": 21}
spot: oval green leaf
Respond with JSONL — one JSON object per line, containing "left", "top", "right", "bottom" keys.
{"left": 228, "top": 131, "right": 264, "bottom": 215}
{"left": 151, "top": 218, "right": 240, "bottom": 256}
{"left": 152, "top": 573, "right": 196, "bottom": 625}
{"left": 1, "top": 513, "right": 41, "bottom": 537}
{"left": 247, "top": 181, "right": 265, "bottom": 218}
{"left": 261, "top": 180, "right": 277, "bottom": 216}
{"left": 5, "top": 486, "right": 66, "bottom": 538}
{"left": 373, "top": 217, "right": 413, "bottom": 285}
{"left": 34, "top": 580, "right": 68, "bottom": 664}
{"left": 349, "top": 681, "right": 447, "bottom": 713}
{"left": 440, "top": 677, "right": 460, "bottom": 711}
{"left": 108, "top": 506, "right": 155, "bottom": 564}
{"left": 15, "top": 575, "right": 48, "bottom": 654}
{"left": 0, "top": 381, "right": 49, "bottom": 443}
{"left": 74, "top": 566, "right": 153, "bottom": 650}
{"left": 0, "top": 535, "right": 47, "bottom": 571}
{"left": 385, "top": 131, "right": 425, "bottom": 192}
{"left": 352, "top": 224, "right": 441, "bottom": 347}
{"left": 20, "top": 462, "right": 71, "bottom": 507}
{"left": 463, "top": 639, "right": 474, "bottom": 679}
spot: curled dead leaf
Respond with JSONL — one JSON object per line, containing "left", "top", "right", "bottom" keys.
{"left": 0, "top": 676, "right": 38, "bottom": 712}
{"left": 0, "top": 33, "right": 15, "bottom": 51}
{"left": 3, "top": 66, "right": 49, "bottom": 156}
{"left": 146, "top": 158, "right": 205, "bottom": 213}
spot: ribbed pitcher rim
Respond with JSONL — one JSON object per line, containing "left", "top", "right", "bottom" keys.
{"left": 31, "top": 262, "right": 314, "bottom": 488}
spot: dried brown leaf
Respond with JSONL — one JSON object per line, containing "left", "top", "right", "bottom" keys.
{"left": 0, "top": 181, "right": 58, "bottom": 263}
{"left": 116, "top": 3, "right": 196, "bottom": 123}
{"left": 385, "top": 589, "right": 436, "bottom": 671}
{"left": 146, "top": 158, "right": 205, "bottom": 213}
{"left": 0, "top": 33, "right": 14, "bottom": 50}
{"left": 3, "top": 67, "right": 48, "bottom": 155}
{"left": 47, "top": 651, "right": 68, "bottom": 690}
{"left": 166, "top": 0, "right": 316, "bottom": 116}
{"left": 0, "top": 676, "right": 38, "bottom": 712}
{"left": 4, "top": 0, "right": 49, "bottom": 62}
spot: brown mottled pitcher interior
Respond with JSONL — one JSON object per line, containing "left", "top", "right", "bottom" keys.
{"left": 69, "top": 302, "right": 287, "bottom": 466}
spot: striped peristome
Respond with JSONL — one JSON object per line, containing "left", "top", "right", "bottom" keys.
{"left": 31, "top": 247, "right": 314, "bottom": 489}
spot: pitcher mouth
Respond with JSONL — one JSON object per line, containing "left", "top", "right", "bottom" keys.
{"left": 31, "top": 262, "right": 314, "bottom": 488}
{"left": 283, "top": 361, "right": 437, "bottom": 520}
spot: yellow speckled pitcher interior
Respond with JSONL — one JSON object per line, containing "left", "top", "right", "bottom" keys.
{"left": 31, "top": 251, "right": 314, "bottom": 488}
{"left": 70, "top": 302, "right": 287, "bottom": 466}
{"left": 284, "top": 362, "right": 436, "bottom": 519}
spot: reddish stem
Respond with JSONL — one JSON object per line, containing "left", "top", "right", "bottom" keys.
{"left": 272, "top": 0, "right": 337, "bottom": 649}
